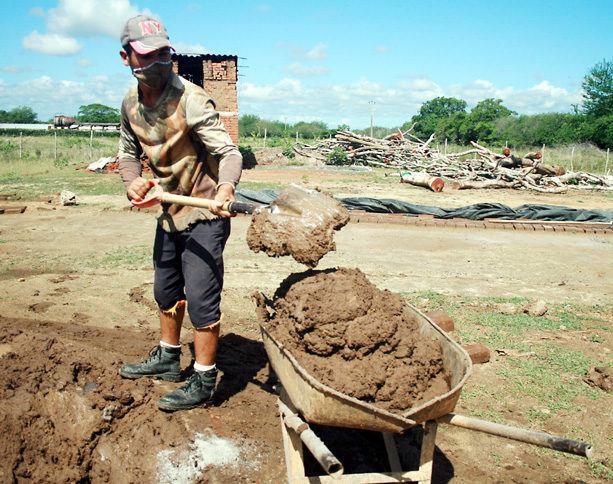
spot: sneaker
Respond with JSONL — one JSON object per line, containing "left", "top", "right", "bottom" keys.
{"left": 119, "top": 345, "right": 181, "bottom": 382}
{"left": 157, "top": 368, "right": 218, "bottom": 411}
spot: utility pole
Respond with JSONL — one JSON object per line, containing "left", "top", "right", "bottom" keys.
{"left": 369, "top": 101, "right": 375, "bottom": 137}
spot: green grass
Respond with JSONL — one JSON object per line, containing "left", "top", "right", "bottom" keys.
{"left": 497, "top": 345, "right": 601, "bottom": 413}
{"left": 87, "top": 245, "right": 152, "bottom": 269}
{"left": 0, "top": 172, "right": 126, "bottom": 201}
{"left": 0, "top": 133, "right": 125, "bottom": 201}
{"left": 0, "top": 132, "right": 123, "bottom": 200}
{"left": 405, "top": 290, "right": 612, "bottom": 466}
{"left": 441, "top": 142, "right": 612, "bottom": 175}
{"left": 0, "top": 243, "right": 152, "bottom": 278}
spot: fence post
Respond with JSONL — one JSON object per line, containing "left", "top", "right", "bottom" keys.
{"left": 606, "top": 148, "right": 610, "bottom": 175}
{"left": 54, "top": 132, "right": 57, "bottom": 160}
{"left": 20, "top": 132, "right": 22, "bottom": 158}
{"left": 90, "top": 129, "right": 93, "bottom": 159}
{"left": 570, "top": 146, "right": 575, "bottom": 171}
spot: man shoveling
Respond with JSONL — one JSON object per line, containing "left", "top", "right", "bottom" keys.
{"left": 116, "top": 14, "right": 242, "bottom": 411}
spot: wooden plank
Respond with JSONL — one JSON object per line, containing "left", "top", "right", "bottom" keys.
{"left": 0, "top": 206, "right": 26, "bottom": 214}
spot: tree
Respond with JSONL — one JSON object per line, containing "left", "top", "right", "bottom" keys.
{"left": 403, "top": 97, "right": 467, "bottom": 140}
{"left": 460, "top": 99, "right": 516, "bottom": 144}
{"left": 582, "top": 59, "right": 613, "bottom": 118}
{"left": 580, "top": 115, "right": 613, "bottom": 148}
{"left": 0, "top": 106, "right": 38, "bottom": 123}
{"left": 239, "top": 114, "right": 262, "bottom": 137}
{"left": 76, "top": 104, "right": 120, "bottom": 123}
{"left": 293, "top": 120, "right": 331, "bottom": 139}
{"left": 469, "top": 98, "right": 515, "bottom": 123}
{"left": 494, "top": 113, "right": 585, "bottom": 147}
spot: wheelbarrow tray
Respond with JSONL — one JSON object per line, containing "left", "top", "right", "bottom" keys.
{"left": 260, "top": 302, "right": 472, "bottom": 434}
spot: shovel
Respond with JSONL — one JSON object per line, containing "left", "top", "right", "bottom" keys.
{"left": 132, "top": 179, "right": 350, "bottom": 267}
{"left": 131, "top": 179, "right": 275, "bottom": 214}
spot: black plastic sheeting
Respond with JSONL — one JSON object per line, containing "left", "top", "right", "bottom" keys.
{"left": 235, "top": 188, "right": 613, "bottom": 223}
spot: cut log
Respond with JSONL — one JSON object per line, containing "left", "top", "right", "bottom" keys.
{"left": 401, "top": 173, "right": 445, "bottom": 192}
{"left": 451, "top": 179, "right": 519, "bottom": 190}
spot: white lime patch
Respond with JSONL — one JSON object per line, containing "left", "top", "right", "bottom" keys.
{"left": 157, "top": 432, "right": 259, "bottom": 484}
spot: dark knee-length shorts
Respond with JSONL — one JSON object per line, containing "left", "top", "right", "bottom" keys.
{"left": 153, "top": 218, "right": 231, "bottom": 328}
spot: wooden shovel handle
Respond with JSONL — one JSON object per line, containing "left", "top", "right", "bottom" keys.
{"left": 131, "top": 179, "right": 261, "bottom": 214}
{"left": 161, "top": 193, "right": 259, "bottom": 214}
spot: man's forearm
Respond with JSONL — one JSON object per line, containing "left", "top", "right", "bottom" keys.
{"left": 217, "top": 151, "right": 243, "bottom": 190}
{"left": 118, "top": 156, "right": 143, "bottom": 191}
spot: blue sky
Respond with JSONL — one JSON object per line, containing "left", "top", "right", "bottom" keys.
{"left": 1, "top": 0, "right": 610, "bottom": 129}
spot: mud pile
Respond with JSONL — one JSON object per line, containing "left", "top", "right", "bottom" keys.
{"left": 246, "top": 185, "right": 350, "bottom": 267}
{"left": 0, "top": 323, "right": 271, "bottom": 483}
{"left": 255, "top": 267, "right": 450, "bottom": 412}
{"left": 0, "top": 330, "right": 180, "bottom": 482}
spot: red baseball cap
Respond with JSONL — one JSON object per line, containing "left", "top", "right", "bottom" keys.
{"left": 120, "top": 15, "right": 172, "bottom": 54}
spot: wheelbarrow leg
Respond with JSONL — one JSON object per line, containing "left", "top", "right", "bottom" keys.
{"left": 385, "top": 421, "right": 439, "bottom": 484}
{"left": 280, "top": 409, "right": 306, "bottom": 484}
{"left": 417, "top": 420, "right": 438, "bottom": 484}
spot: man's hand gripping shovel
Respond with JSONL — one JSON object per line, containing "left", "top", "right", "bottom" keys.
{"left": 131, "top": 179, "right": 272, "bottom": 214}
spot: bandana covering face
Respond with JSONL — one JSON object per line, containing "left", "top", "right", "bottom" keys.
{"left": 131, "top": 60, "right": 173, "bottom": 89}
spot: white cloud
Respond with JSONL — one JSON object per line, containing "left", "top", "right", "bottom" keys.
{"left": 277, "top": 42, "right": 329, "bottom": 61}
{"left": 0, "top": 74, "right": 133, "bottom": 120}
{"left": 75, "top": 58, "right": 94, "bottom": 67}
{"left": 374, "top": 46, "right": 389, "bottom": 54}
{"left": 184, "top": 3, "right": 202, "bottom": 13}
{"left": 46, "top": 0, "right": 141, "bottom": 37}
{"left": 446, "top": 79, "right": 582, "bottom": 115}
{"left": 503, "top": 81, "right": 581, "bottom": 114}
{"left": 22, "top": 31, "right": 83, "bottom": 56}
{"left": 255, "top": 4, "right": 273, "bottom": 11}
{"left": 238, "top": 77, "right": 582, "bottom": 129}
{"left": 301, "top": 42, "right": 328, "bottom": 61}
{"left": 28, "top": 7, "right": 45, "bottom": 17}
{"left": 2, "top": 66, "right": 36, "bottom": 74}
{"left": 172, "top": 42, "right": 212, "bottom": 55}
{"left": 22, "top": 0, "right": 156, "bottom": 57}
{"left": 283, "top": 63, "right": 330, "bottom": 78}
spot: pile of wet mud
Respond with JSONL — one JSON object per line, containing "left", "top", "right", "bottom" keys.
{"left": 246, "top": 186, "right": 350, "bottom": 267}
{"left": 0, "top": 324, "right": 262, "bottom": 483}
{"left": 254, "top": 267, "right": 450, "bottom": 412}
{"left": 0, "top": 329, "right": 170, "bottom": 482}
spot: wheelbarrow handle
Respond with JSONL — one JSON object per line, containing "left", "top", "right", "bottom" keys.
{"left": 131, "top": 179, "right": 263, "bottom": 214}
{"left": 437, "top": 413, "right": 595, "bottom": 458}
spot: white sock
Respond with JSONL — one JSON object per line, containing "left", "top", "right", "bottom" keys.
{"left": 160, "top": 340, "right": 181, "bottom": 349}
{"left": 194, "top": 362, "right": 216, "bottom": 372}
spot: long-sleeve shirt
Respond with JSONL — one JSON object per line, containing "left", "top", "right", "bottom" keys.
{"left": 118, "top": 71, "right": 242, "bottom": 232}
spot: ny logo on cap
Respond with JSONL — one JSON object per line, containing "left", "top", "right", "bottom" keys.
{"left": 139, "top": 21, "right": 162, "bottom": 36}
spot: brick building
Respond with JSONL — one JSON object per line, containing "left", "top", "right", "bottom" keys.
{"left": 172, "top": 54, "right": 239, "bottom": 145}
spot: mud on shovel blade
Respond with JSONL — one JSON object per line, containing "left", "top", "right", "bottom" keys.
{"left": 246, "top": 184, "right": 351, "bottom": 268}
{"left": 130, "top": 179, "right": 271, "bottom": 214}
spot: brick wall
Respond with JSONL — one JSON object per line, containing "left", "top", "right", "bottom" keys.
{"left": 172, "top": 54, "right": 239, "bottom": 145}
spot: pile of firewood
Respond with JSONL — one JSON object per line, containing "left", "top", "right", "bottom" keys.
{"left": 293, "top": 127, "right": 613, "bottom": 193}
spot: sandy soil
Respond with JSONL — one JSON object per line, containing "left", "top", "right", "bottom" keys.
{"left": 0, "top": 161, "right": 612, "bottom": 483}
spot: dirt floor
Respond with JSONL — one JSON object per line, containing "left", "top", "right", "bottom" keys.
{"left": 0, "top": 158, "right": 612, "bottom": 483}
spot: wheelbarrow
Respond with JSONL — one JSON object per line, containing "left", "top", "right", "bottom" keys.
{"left": 259, "top": 302, "right": 595, "bottom": 483}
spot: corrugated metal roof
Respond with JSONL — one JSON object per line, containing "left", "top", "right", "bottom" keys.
{"left": 172, "top": 53, "right": 237, "bottom": 61}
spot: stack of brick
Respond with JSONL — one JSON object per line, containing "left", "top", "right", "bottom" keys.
{"left": 425, "top": 309, "right": 491, "bottom": 364}
{"left": 173, "top": 54, "right": 239, "bottom": 146}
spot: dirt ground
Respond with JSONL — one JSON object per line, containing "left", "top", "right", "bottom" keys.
{"left": 0, "top": 159, "right": 612, "bottom": 483}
